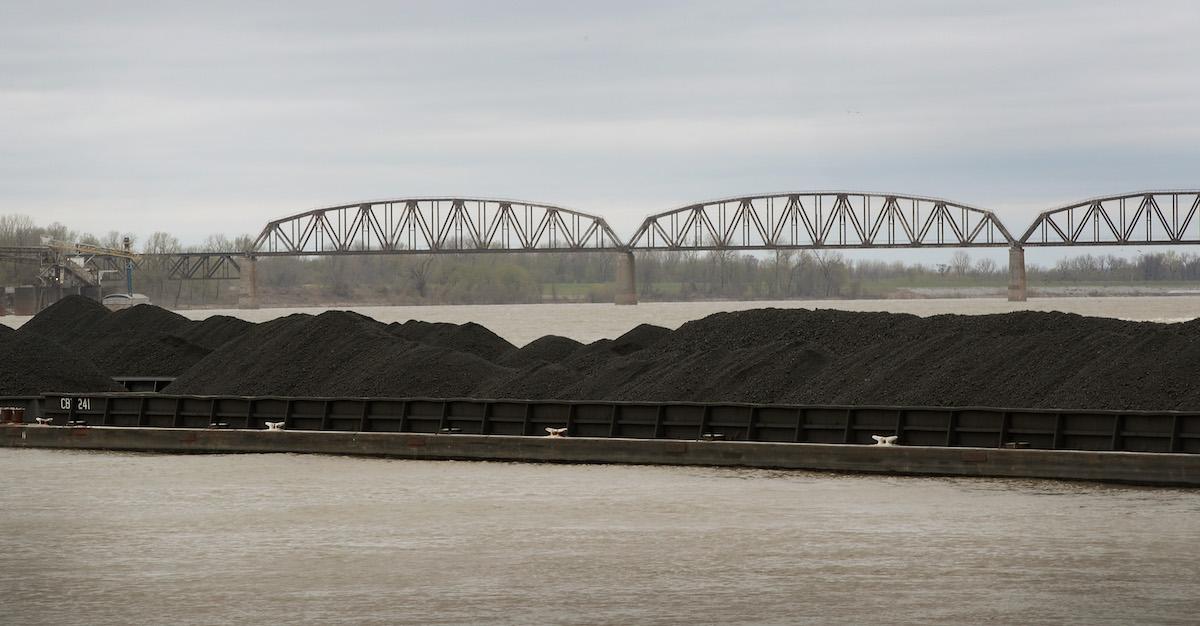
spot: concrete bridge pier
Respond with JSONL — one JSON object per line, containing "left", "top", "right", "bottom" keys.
{"left": 1008, "top": 245, "right": 1027, "bottom": 302}
{"left": 238, "top": 255, "right": 260, "bottom": 309}
{"left": 614, "top": 251, "right": 638, "bottom": 305}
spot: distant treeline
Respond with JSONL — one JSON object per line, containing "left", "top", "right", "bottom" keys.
{"left": 2, "top": 214, "right": 1200, "bottom": 306}
{"left": 130, "top": 248, "right": 1200, "bottom": 306}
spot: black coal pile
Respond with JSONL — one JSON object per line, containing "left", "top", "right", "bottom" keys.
{"left": 497, "top": 335, "right": 583, "bottom": 367}
{"left": 0, "top": 331, "right": 122, "bottom": 395}
{"left": 73, "top": 304, "right": 210, "bottom": 376}
{"left": 388, "top": 320, "right": 516, "bottom": 361}
{"left": 474, "top": 308, "right": 1200, "bottom": 411}
{"left": 16, "top": 296, "right": 249, "bottom": 378}
{"left": 165, "top": 311, "right": 510, "bottom": 397}
{"left": 90, "top": 303, "right": 193, "bottom": 336}
{"left": 79, "top": 331, "right": 212, "bottom": 377}
{"left": 17, "top": 295, "right": 111, "bottom": 345}
{"left": 177, "top": 315, "right": 254, "bottom": 350}
{"left": 13, "top": 297, "right": 1200, "bottom": 412}
{"left": 610, "top": 324, "right": 670, "bottom": 355}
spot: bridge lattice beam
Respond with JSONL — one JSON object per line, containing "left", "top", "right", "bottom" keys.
{"left": 1021, "top": 190, "right": 1200, "bottom": 246}
{"left": 628, "top": 192, "right": 1015, "bottom": 251}
{"left": 87, "top": 253, "right": 243, "bottom": 281}
{"left": 251, "top": 197, "right": 625, "bottom": 255}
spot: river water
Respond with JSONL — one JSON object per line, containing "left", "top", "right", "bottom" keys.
{"left": 5, "top": 295, "right": 1200, "bottom": 344}
{"left": 188, "top": 295, "right": 1200, "bottom": 344}
{"left": 1, "top": 450, "right": 1198, "bottom": 625}
{"left": 3, "top": 297, "right": 1200, "bottom": 624}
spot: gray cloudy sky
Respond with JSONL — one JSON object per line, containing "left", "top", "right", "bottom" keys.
{"left": 1, "top": 0, "right": 1198, "bottom": 250}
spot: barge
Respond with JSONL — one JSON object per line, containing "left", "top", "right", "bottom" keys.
{"left": 1, "top": 392, "right": 1197, "bottom": 486}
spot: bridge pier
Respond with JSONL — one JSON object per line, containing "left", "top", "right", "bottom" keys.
{"left": 238, "top": 255, "right": 259, "bottom": 309}
{"left": 1008, "top": 245, "right": 1027, "bottom": 302}
{"left": 614, "top": 251, "right": 638, "bottom": 305}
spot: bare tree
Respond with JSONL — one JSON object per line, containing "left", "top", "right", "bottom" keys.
{"left": 706, "top": 245, "right": 735, "bottom": 294}
{"left": 950, "top": 251, "right": 972, "bottom": 276}
{"left": 202, "top": 233, "right": 234, "bottom": 252}
{"left": 143, "top": 232, "right": 181, "bottom": 255}
{"left": 811, "top": 250, "right": 845, "bottom": 297}
{"left": 46, "top": 222, "right": 78, "bottom": 243}
{"left": 409, "top": 256, "right": 435, "bottom": 298}
{"left": 0, "top": 214, "right": 38, "bottom": 244}
{"left": 974, "top": 257, "right": 997, "bottom": 275}
{"left": 772, "top": 249, "right": 794, "bottom": 297}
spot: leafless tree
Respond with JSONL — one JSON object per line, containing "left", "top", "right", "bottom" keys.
{"left": 974, "top": 257, "right": 997, "bottom": 275}
{"left": 409, "top": 256, "right": 435, "bottom": 298}
{"left": 950, "top": 251, "right": 972, "bottom": 276}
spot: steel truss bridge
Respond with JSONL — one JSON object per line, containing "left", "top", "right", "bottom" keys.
{"left": 89, "top": 253, "right": 243, "bottom": 281}
{"left": 246, "top": 190, "right": 1200, "bottom": 256}
{"left": 11, "top": 190, "right": 1200, "bottom": 306}
{"left": 627, "top": 192, "right": 1015, "bottom": 250}
{"left": 252, "top": 198, "right": 624, "bottom": 255}
{"left": 1021, "top": 191, "right": 1200, "bottom": 247}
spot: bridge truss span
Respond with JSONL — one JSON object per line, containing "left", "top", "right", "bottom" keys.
{"left": 1021, "top": 190, "right": 1200, "bottom": 246}
{"left": 83, "top": 253, "right": 243, "bottom": 281}
{"left": 252, "top": 197, "right": 625, "bottom": 256}
{"left": 627, "top": 192, "right": 1015, "bottom": 251}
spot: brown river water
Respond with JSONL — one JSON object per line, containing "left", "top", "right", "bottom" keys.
{"left": 183, "top": 295, "right": 1200, "bottom": 345}
{"left": 2, "top": 297, "right": 1200, "bottom": 624}
{"left": 6, "top": 295, "right": 1200, "bottom": 344}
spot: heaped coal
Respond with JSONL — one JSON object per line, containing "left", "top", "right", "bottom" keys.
{"left": 17, "top": 295, "right": 111, "bottom": 345}
{"left": 388, "top": 320, "right": 516, "bottom": 362}
{"left": 610, "top": 324, "right": 670, "bottom": 355}
{"left": 80, "top": 331, "right": 211, "bottom": 377}
{"left": 20, "top": 301, "right": 216, "bottom": 379}
{"left": 19, "top": 302, "right": 286, "bottom": 389}
{"left": 0, "top": 331, "right": 123, "bottom": 395}
{"left": 18, "top": 299, "right": 1200, "bottom": 411}
{"left": 177, "top": 315, "right": 253, "bottom": 350}
{"left": 166, "top": 311, "right": 511, "bottom": 397}
{"left": 497, "top": 335, "right": 584, "bottom": 367}
{"left": 471, "top": 307, "right": 1200, "bottom": 411}
{"left": 90, "top": 304, "right": 192, "bottom": 337}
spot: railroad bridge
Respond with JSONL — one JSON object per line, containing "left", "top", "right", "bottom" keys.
{"left": 15, "top": 190, "right": 1200, "bottom": 309}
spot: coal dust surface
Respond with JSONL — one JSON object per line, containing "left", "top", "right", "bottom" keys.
{"left": 9, "top": 295, "right": 1200, "bottom": 410}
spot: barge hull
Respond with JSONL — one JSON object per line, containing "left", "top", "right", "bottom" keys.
{"left": 3, "top": 425, "right": 1197, "bottom": 486}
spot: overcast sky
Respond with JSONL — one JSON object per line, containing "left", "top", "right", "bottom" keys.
{"left": 2, "top": 0, "right": 1198, "bottom": 256}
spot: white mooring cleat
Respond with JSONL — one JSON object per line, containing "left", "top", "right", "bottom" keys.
{"left": 265, "top": 421, "right": 286, "bottom": 431}
{"left": 545, "top": 427, "right": 567, "bottom": 438}
{"left": 34, "top": 417, "right": 53, "bottom": 425}
{"left": 871, "top": 434, "right": 899, "bottom": 446}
